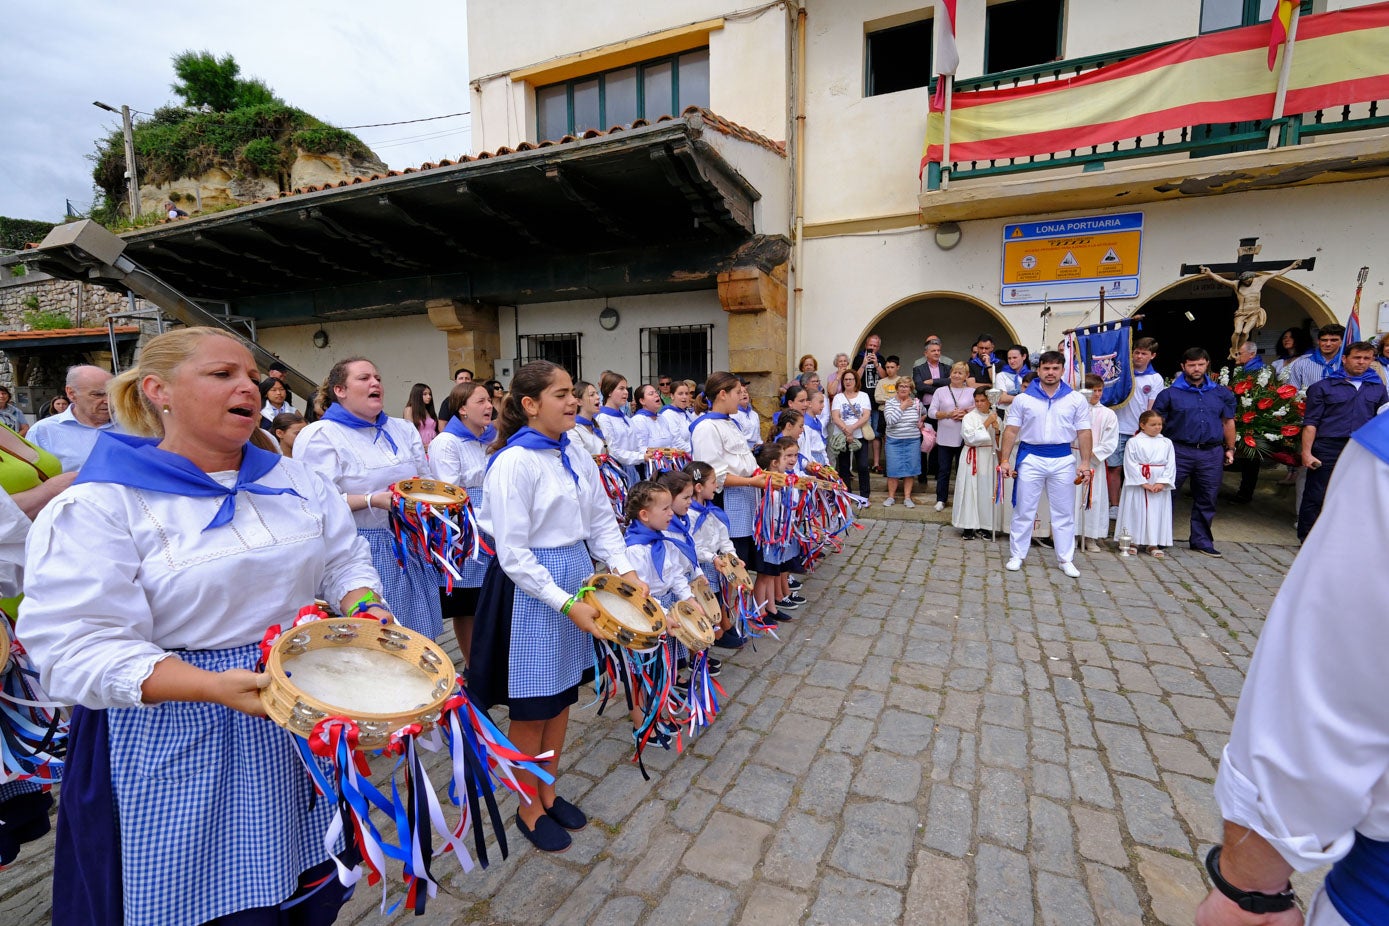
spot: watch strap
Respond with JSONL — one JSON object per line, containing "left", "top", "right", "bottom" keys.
{"left": 1205, "top": 845, "right": 1297, "bottom": 915}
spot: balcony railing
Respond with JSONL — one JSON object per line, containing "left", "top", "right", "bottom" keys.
{"left": 924, "top": 17, "right": 1389, "bottom": 190}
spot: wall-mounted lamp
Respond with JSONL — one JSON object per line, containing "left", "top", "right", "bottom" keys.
{"left": 312, "top": 328, "right": 330, "bottom": 349}
{"left": 599, "top": 306, "right": 620, "bottom": 331}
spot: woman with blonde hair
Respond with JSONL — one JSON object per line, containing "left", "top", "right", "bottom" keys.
{"left": 18, "top": 327, "right": 383, "bottom": 924}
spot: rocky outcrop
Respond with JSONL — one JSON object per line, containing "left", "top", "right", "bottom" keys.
{"left": 139, "top": 148, "right": 389, "bottom": 215}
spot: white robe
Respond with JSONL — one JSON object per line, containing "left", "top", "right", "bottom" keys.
{"left": 1074, "top": 404, "right": 1119, "bottom": 539}
{"left": 952, "top": 410, "right": 1007, "bottom": 531}
{"left": 1113, "top": 432, "right": 1175, "bottom": 546}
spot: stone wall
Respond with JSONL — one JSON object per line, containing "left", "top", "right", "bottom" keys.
{"left": 140, "top": 148, "right": 390, "bottom": 215}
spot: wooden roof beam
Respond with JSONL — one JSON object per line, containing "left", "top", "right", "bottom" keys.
{"left": 249, "top": 221, "right": 373, "bottom": 279}
{"left": 544, "top": 164, "right": 638, "bottom": 244}
{"left": 455, "top": 181, "right": 550, "bottom": 250}
{"left": 376, "top": 194, "right": 489, "bottom": 261}
{"left": 300, "top": 207, "right": 428, "bottom": 272}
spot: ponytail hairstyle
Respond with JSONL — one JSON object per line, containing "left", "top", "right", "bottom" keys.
{"left": 698, "top": 371, "right": 740, "bottom": 413}
{"left": 490, "top": 360, "right": 563, "bottom": 453}
{"left": 656, "top": 469, "right": 694, "bottom": 498}
{"left": 624, "top": 479, "right": 671, "bottom": 524}
{"left": 600, "top": 371, "right": 628, "bottom": 404}
{"left": 770, "top": 408, "right": 803, "bottom": 441}
{"left": 109, "top": 328, "right": 242, "bottom": 437}
{"left": 684, "top": 460, "right": 716, "bottom": 488}
{"left": 320, "top": 356, "right": 373, "bottom": 410}
{"left": 446, "top": 381, "right": 489, "bottom": 422}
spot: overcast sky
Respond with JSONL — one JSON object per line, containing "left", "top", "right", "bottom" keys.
{"left": 0, "top": 1, "right": 473, "bottom": 222}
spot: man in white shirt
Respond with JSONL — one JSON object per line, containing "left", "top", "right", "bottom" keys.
{"left": 27, "top": 365, "right": 117, "bottom": 471}
{"left": 1107, "top": 337, "right": 1164, "bottom": 512}
{"left": 998, "top": 351, "right": 1093, "bottom": 578}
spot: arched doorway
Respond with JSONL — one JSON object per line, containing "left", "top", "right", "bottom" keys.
{"left": 1136, "top": 275, "right": 1335, "bottom": 378}
{"left": 857, "top": 292, "right": 1021, "bottom": 368}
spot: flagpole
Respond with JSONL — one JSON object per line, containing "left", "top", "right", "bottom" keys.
{"left": 940, "top": 76, "right": 954, "bottom": 190}
{"left": 1268, "top": 6, "right": 1301, "bottom": 147}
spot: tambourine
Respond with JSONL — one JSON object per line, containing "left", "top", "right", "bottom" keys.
{"left": 666, "top": 599, "right": 716, "bottom": 653}
{"left": 260, "top": 616, "right": 456, "bottom": 750}
{"left": 713, "top": 553, "right": 752, "bottom": 591}
{"left": 644, "top": 448, "right": 691, "bottom": 474}
{"left": 583, "top": 573, "right": 665, "bottom": 651}
{"left": 392, "top": 477, "right": 469, "bottom": 510}
{"left": 689, "top": 575, "right": 722, "bottom": 626}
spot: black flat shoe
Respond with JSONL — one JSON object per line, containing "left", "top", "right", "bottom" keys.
{"left": 516, "top": 812, "right": 571, "bottom": 852}
{"left": 545, "top": 795, "right": 587, "bottom": 832}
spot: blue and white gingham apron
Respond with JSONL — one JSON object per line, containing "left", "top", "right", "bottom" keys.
{"left": 760, "top": 540, "right": 791, "bottom": 566}
{"left": 106, "top": 643, "right": 336, "bottom": 926}
{"left": 508, "top": 543, "right": 592, "bottom": 700}
{"left": 0, "top": 778, "right": 42, "bottom": 802}
{"left": 700, "top": 561, "right": 721, "bottom": 586}
{"left": 362, "top": 527, "right": 444, "bottom": 639}
{"left": 721, "top": 485, "right": 757, "bottom": 539}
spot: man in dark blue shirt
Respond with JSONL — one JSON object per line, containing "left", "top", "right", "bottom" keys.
{"left": 1297, "top": 340, "right": 1387, "bottom": 540}
{"left": 1152, "top": 348, "right": 1237, "bottom": 557}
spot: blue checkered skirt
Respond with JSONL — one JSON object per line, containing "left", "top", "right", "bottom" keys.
{"left": 362, "top": 528, "right": 444, "bottom": 639}
{"left": 509, "top": 543, "right": 593, "bottom": 700}
{"left": 700, "top": 561, "right": 721, "bottom": 586}
{"left": 0, "top": 778, "right": 42, "bottom": 802}
{"left": 103, "top": 644, "right": 337, "bottom": 926}
{"left": 721, "top": 485, "right": 757, "bottom": 538}
{"left": 657, "top": 590, "right": 688, "bottom": 665}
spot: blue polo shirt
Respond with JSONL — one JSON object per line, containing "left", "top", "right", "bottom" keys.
{"left": 1152, "top": 377, "right": 1236, "bottom": 446}
{"left": 1304, "top": 376, "right": 1388, "bottom": 441}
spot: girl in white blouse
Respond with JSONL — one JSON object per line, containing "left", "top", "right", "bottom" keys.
{"left": 294, "top": 357, "right": 442, "bottom": 639}
{"left": 428, "top": 380, "right": 495, "bottom": 660}
{"left": 656, "top": 380, "right": 696, "bottom": 452}
{"left": 596, "top": 372, "right": 644, "bottom": 482}
{"left": 570, "top": 380, "right": 607, "bottom": 457}
{"left": 629, "top": 384, "right": 663, "bottom": 457}
{"left": 471, "top": 361, "right": 646, "bottom": 854}
{"left": 690, "top": 372, "right": 770, "bottom": 594}
{"left": 19, "top": 329, "right": 383, "bottom": 926}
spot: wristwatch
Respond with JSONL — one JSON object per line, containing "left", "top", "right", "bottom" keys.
{"left": 1205, "top": 845, "right": 1297, "bottom": 914}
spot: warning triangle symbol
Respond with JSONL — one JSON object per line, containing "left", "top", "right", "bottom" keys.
{"left": 1100, "top": 248, "right": 1120, "bottom": 264}
{"left": 1010, "top": 228, "right": 1023, "bottom": 238}
{"left": 1059, "top": 251, "right": 1079, "bottom": 267}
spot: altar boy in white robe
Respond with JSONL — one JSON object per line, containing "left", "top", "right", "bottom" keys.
{"left": 1113, "top": 410, "right": 1175, "bottom": 556}
{"left": 1076, "top": 375, "right": 1120, "bottom": 552}
{"left": 954, "top": 387, "right": 1006, "bottom": 538}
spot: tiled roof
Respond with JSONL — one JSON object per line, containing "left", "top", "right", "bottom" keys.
{"left": 155, "top": 107, "right": 785, "bottom": 222}
{"left": 0, "top": 325, "right": 139, "bottom": 341}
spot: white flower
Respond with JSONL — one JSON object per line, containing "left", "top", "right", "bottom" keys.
{"left": 1272, "top": 407, "right": 1288, "bottom": 417}
{"left": 1241, "top": 396, "right": 1254, "bottom": 407}
{"left": 1219, "top": 369, "right": 1230, "bottom": 385}
{"left": 1264, "top": 432, "right": 1280, "bottom": 442}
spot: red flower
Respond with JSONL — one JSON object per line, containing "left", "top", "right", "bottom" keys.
{"left": 1296, "top": 401, "right": 1306, "bottom": 414}
{"left": 1241, "top": 411, "right": 1256, "bottom": 423}
{"left": 1276, "top": 384, "right": 1298, "bottom": 399}
{"left": 1232, "top": 381, "right": 1252, "bottom": 395}
{"left": 1257, "top": 397, "right": 1274, "bottom": 410}
{"left": 1281, "top": 424, "right": 1300, "bottom": 437}
{"left": 1243, "top": 434, "right": 1256, "bottom": 447}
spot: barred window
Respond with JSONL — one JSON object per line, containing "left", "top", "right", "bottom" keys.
{"left": 639, "top": 324, "right": 714, "bottom": 386}
{"left": 518, "top": 332, "right": 582, "bottom": 382}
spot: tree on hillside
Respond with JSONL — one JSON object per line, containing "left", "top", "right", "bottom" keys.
{"left": 171, "top": 50, "right": 281, "bottom": 112}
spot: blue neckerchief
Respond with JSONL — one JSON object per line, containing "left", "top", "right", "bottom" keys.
{"left": 1023, "top": 379, "right": 1074, "bottom": 406}
{"left": 805, "top": 415, "right": 824, "bottom": 434}
{"left": 625, "top": 521, "right": 670, "bottom": 577}
{"left": 443, "top": 416, "right": 495, "bottom": 444}
{"left": 796, "top": 453, "right": 810, "bottom": 474}
{"left": 737, "top": 404, "right": 751, "bottom": 414}
{"left": 635, "top": 408, "right": 658, "bottom": 419}
{"left": 1133, "top": 365, "right": 1154, "bottom": 377}
{"left": 1242, "top": 357, "right": 1265, "bottom": 372}
{"left": 976, "top": 352, "right": 997, "bottom": 369}
{"left": 75, "top": 432, "right": 301, "bottom": 532}
{"left": 575, "top": 414, "right": 602, "bottom": 438}
{"left": 596, "top": 407, "right": 626, "bottom": 422}
{"left": 1311, "top": 350, "right": 1344, "bottom": 380}
{"left": 1171, "top": 375, "right": 1218, "bottom": 394}
{"left": 664, "top": 514, "right": 699, "bottom": 567}
{"left": 322, "top": 403, "right": 398, "bottom": 453}
{"left": 1343, "top": 369, "right": 1383, "bottom": 385}
{"left": 689, "top": 411, "right": 731, "bottom": 435}
{"left": 485, "top": 426, "right": 580, "bottom": 491}
{"left": 659, "top": 405, "right": 687, "bottom": 419}
{"left": 690, "top": 498, "right": 731, "bottom": 533}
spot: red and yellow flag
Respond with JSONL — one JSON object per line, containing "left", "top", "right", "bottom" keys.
{"left": 1268, "top": 0, "right": 1298, "bottom": 69}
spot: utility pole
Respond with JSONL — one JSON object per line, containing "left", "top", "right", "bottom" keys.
{"left": 94, "top": 101, "right": 141, "bottom": 219}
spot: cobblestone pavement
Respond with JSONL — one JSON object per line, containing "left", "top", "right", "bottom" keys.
{"left": 2, "top": 517, "right": 1317, "bottom": 925}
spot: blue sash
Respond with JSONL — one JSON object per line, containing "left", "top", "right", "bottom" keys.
{"left": 596, "top": 407, "right": 627, "bottom": 423}
{"left": 321, "top": 403, "right": 398, "bottom": 453}
{"left": 1326, "top": 832, "right": 1389, "bottom": 926}
{"left": 635, "top": 409, "right": 658, "bottom": 420}
{"left": 1012, "top": 441, "right": 1072, "bottom": 506}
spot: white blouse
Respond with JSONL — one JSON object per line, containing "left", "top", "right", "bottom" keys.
{"left": 625, "top": 540, "right": 692, "bottom": 603}
{"left": 960, "top": 409, "right": 998, "bottom": 449}
{"left": 597, "top": 411, "right": 644, "bottom": 468}
{"left": 690, "top": 418, "right": 757, "bottom": 488}
{"left": 799, "top": 425, "right": 827, "bottom": 465}
{"left": 570, "top": 422, "right": 606, "bottom": 457}
{"left": 733, "top": 407, "right": 761, "bottom": 448}
{"left": 656, "top": 407, "right": 693, "bottom": 452}
{"left": 17, "top": 459, "right": 379, "bottom": 709}
{"left": 691, "top": 509, "right": 735, "bottom": 562}
{"left": 1079, "top": 404, "right": 1120, "bottom": 466}
{"left": 1006, "top": 388, "right": 1091, "bottom": 446}
{"left": 630, "top": 411, "right": 661, "bottom": 452}
{"left": 480, "top": 438, "right": 633, "bottom": 612}
{"left": 293, "top": 415, "right": 432, "bottom": 530}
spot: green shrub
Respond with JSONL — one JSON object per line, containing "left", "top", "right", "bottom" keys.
{"left": 23, "top": 307, "right": 71, "bottom": 330}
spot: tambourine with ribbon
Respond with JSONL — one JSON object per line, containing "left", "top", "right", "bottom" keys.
{"left": 0, "top": 615, "right": 66, "bottom": 787}
{"left": 388, "top": 478, "right": 491, "bottom": 593}
{"left": 644, "top": 447, "right": 691, "bottom": 474}
{"left": 258, "top": 604, "right": 552, "bottom": 915}
{"left": 592, "top": 454, "right": 630, "bottom": 526}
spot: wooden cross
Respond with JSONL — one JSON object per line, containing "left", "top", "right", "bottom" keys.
{"left": 1180, "top": 237, "right": 1316, "bottom": 276}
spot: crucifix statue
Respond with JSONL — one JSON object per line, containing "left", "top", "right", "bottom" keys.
{"left": 1181, "top": 238, "right": 1315, "bottom": 360}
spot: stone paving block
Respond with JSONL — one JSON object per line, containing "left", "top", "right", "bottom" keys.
{"left": 1116, "top": 775, "right": 1190, "bottom": 851}
{"left": 973, "top": 843, "right": 1034, "bottom": 926}
{"left": 872, "top": 708, "right": 935, "bottom": 756}
{"left": 764, "top": 812, "right": 836, "bottom": 888}
{"left": 1069, "top": 747, "right": 1116, "bottom": 809}
{"left": 1146, "top": 732, "right": 1216, "bottom": 779}
{"left": 1136, "top": 847, "right": 1208, "bottom": 926}
{"left": 1062, "top": 702, "right": 1098, "bottom": 748}
{"left": 983, "top": 692, "right": 1026, "bottom": 729}
{"left": 1029, "top": 689, "right": 1065, "bottom": 731}
{"left": 720, "top": 764, "right": 795, "bottom": 823}
{"left": 844, "top": 688, "right": 887, "bottom": 718}
{"left": 645, "top": 873, "right": 736, "bottom": 926}
{"left": 929, "top": 724, "right": 959, "bottom": 782}
{"left": 1080, "top": 664, "right": 1118, "bottom": 692}
{"left": 758, "top": 715, "right": 831, "bottom": 772}
{"left": 737, "top": 884, "right": 809, "bottom": 926}
{"left": 1152, "top": 663, "right": 1213, "bottom": 697}
{"left": 978, "top": 767, "right": 1029, "bottom": 850}
{"left": 852, "top": 749, "right": 924, "bottom": 804}
{"left": 625, "top": 830, "right": 692, "bottom": 893}
{"left": 1163, "top": 771, "right": 1223, "bottom": 844}
{"left": 1086, "top": 688, "right": 1140, "bottom": 726}
{"left": 1094, "top": 720, "right": 1159, "bottom": 780}
{"left": 744, "top": 695, "right": 786, "bottom": 732}
{"left": 1072, "top": 804, "right": 1128, "bottom": 869}
{"left": 543, "top": 858, "right": 619, "bottom": 926}
{"left": 951, "top": 731, "right": 978, "bottom": 789}
{"left": 1204, "top": 665, "right": 1247, "bottom": 698}
{"left": 1084, "top": 863, "right": 1145, "bottom": 926}
{"left": 582, "top": 764, "right": 656, "bottom": 826}
{"left": 1168, "top": 694, "right": 1232, "bottom": 733}
{"left": 658, "top": 753, "right": 708, "bottom": 801}
{"left": 857, "top": 655, "right": 895, "bottom": 691}
{"left": 947, "top": 665, "right": 987, "bottom": 691}
{"left": 904, "top": 851, "right": 971, "bottom": 926}
{"left": 1128, "top": 692, "right": 1185, "bottom": 735}
{"left": 805, "top": 873, "right": 905, "bottom": 926}
{"left": 886, "top": 681, "right": 940, "bottom": 716}
{"left": 1031, "top": 795, "right": 1079, "bottom": 876}
{"left": 824, "top": 714, "right": 874, "bottom": 755}
{"left": 979, "top": 723, "right": 1029, "bottom": 769}
{"left": 795, "top": 685, "right": 848, "bottom": 720}
{"left": 922, "top": 783, "right": 974, "bottom": 857}
{"left": 830, "top": 800, "right": 919, "bottom": 886}
{"left": 940, "top": 689, "right": 981, "bottom": 728}
{"left": 798, "top": 753, "right": 853, "bottom": 815}
{"left": 489, "top": 855, "right": 584, "bottom": 925}
{"left": 681, "top": 811, "right": 772, "bottom": 886}
{"left": 1031, "top": 726, "right": 1067, "bottom": 765}
{"left": 1037, "top": 871, "right": 1097, "bottom": 926}
{"left": 698, "top": 729, "right": 760, "bottom": 793}
{"left": 1033, "top": 761, "right": 1072, "bottom": 801}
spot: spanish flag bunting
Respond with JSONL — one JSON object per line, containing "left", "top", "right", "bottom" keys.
{"left": 1268, "top": 0, "right": 1298, "bottom": 70}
